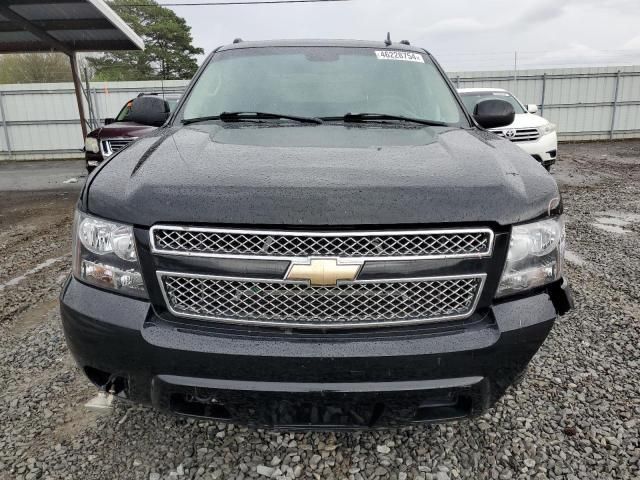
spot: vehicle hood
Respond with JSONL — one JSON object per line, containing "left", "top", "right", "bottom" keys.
{"left": 490, "top": 113, "right": 550, "bottom": 132}
{"left": 86, "top": 123, "right": 559, "bottom": 227}
{"left": 88, "top": 122, "right": 157, "bottom": 139}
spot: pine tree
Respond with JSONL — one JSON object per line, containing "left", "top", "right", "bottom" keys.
{"left": 88, "top": 0, "right": 204, "bottom": 81}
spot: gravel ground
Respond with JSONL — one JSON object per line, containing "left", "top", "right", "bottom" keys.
{"left": 1, "top": 143, "right": 639, "bottom": 480}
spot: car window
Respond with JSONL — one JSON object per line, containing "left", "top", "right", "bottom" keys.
{"left": 181, "top": 47, "right": 466, "bottom": 126}
{"left": 115, "top": 100, "right": 134, "bottom": 121}
{"left": 460, "top": 92, "right": 526, "bottom": 114}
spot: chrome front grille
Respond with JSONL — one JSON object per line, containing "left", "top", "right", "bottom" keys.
{"left": 158, "top": 273, "right": 485, "bottom": 329}
{"left": 493, "top": 128, "right": 541, "bottom": 143}
{"left": 151, "top": 227, "right": 493, "bottom": 259}
{"left": 152, "top": 226, "right": 493, "bottom": 328}
{"left": 101, "top": 138, "right": 135, "bottom": 157}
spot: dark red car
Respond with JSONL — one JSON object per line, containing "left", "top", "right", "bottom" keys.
{"left": 84, "top": 93, "right": 180, "bottom": 172}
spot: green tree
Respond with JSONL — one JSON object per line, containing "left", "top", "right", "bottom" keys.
{"left": 0, "top": 53, "right": 73, "bottom": 84}
{"left": 88, "top": 0, "right": 203, "bottom": 81}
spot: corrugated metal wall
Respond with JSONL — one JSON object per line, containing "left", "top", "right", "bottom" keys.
{"left": 1, "top": 65, "right": 639, "bottom": 161}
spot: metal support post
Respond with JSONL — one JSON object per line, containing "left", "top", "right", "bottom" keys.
{"left": 0, "top": 91, "right": 12, "bottom": 158}
{"left": 610, "top": 70, "right": 621, "bottom": 140}
{"left": 92, "top": 88, "right": 102, "bottom": 126}
{"left": 540, "top": 73, "right": 546, "bottom": 116}
{"left": 84, "top": 66, "right": 96, "bottom": 130}
{"left": 69, "top": 53, "right": 88, "bottom": 139}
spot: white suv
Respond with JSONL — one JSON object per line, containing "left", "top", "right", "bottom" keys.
{"left": 458, "top": 88, "right": 557, "bottom": 170}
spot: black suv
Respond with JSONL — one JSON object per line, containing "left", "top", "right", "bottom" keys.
{"left": 61, "top": 39, "right": 572, "bottom": 429}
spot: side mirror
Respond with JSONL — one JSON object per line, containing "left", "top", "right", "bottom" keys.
{"left": 104, "top": 117, "right": 115, "bottom": 125}
{"left": 473, "top": 99, "right": 515, "bottom": 129}
{"left": 526, "top": 104, "right": 538, "bottom": 114}
{"left": 124, "top": 96, "right": 170, "bottom": 127}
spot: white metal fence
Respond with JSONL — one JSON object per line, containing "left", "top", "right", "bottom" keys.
{"left": 0, "top": 80, "right": 188, "bottom": 161}
{"left": 1, "top": 65, "right": 639, "bottom": 161}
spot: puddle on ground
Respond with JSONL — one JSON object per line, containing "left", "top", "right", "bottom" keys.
{"left": 565, "top": 250, "right": 587, "bottom": 267}
{"left": 591, "top": 210, "right": 640, "bottom": 235}
{"left": 595, "top": 217, "right": 629, "bottom": 227}
{"left": 591, "top": 223, "right": 629, "bottom": 234}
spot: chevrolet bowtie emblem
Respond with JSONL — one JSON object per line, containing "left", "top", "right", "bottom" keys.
{"left": 286, "top": 258, "right": 362, "bottom": 287}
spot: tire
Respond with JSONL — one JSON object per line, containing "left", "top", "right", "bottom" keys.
{"left": 512, "top": 367, "right": 528, "bottom": 386}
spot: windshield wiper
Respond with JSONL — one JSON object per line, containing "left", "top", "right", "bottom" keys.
{"left": 322, "top": 113, "right": 449, "bottom": 127}
{"left": 182, "top": 111, "right": 323, "bottom": 125}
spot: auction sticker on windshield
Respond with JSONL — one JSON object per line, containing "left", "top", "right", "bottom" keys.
{"left": 375, "top": 51, "right": 425, "bottom": 63}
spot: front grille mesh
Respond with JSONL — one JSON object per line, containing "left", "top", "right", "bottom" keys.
{"left": 108, "top": 139, "right": 133, "bottom": 151}
{"left": 161, "top": 275, "right": 483, "bottom": 327}
{"left": 153, "top": 228, "right": 491, "bottom": 258}
{"left": 101, "top": 138, "right": 134, "bottom": 157}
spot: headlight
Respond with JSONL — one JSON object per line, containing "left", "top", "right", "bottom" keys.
{"left": 72, "top": 211, "right": 147, "bottom": 298}
{"left": 537, "top": 123, "right": 557, "bottom": 136}
{"left": 496, "top": 216, "right": 565, "bottom": 298}
{"left": 85, "top": 137, "right": 100, "bottom": 153}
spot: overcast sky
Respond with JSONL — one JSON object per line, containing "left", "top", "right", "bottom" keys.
{"left": 165, "top": 0, "right": 640, "bottom": 72}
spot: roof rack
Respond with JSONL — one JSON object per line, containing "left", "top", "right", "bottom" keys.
{"left": 400, "top": 40, "right": 410, "bottom": 45}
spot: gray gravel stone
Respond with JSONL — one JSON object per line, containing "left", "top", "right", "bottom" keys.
{"left": 257, "top": 465, "right": 275, "bottom": 477}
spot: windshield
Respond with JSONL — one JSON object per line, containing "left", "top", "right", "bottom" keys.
{"left": 180, "top": 46, "right": 466, "bottom": 126}
{"left": 460, "top": 91, "right": 526, "bottom": 114}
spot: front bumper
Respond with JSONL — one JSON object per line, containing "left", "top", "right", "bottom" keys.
{"left": 513, "top": 132, "right": 558, "bottom": 167}
{"left": 60, "top": 277, "right": 571, "bottom": 429}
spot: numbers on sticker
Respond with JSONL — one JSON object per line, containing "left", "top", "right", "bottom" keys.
{"left": 375, "top": 51, "right": 425, "bottom": 63}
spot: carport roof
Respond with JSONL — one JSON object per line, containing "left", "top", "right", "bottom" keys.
{"left": 0, "top": 0, "right": 144, "bottom": 54}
